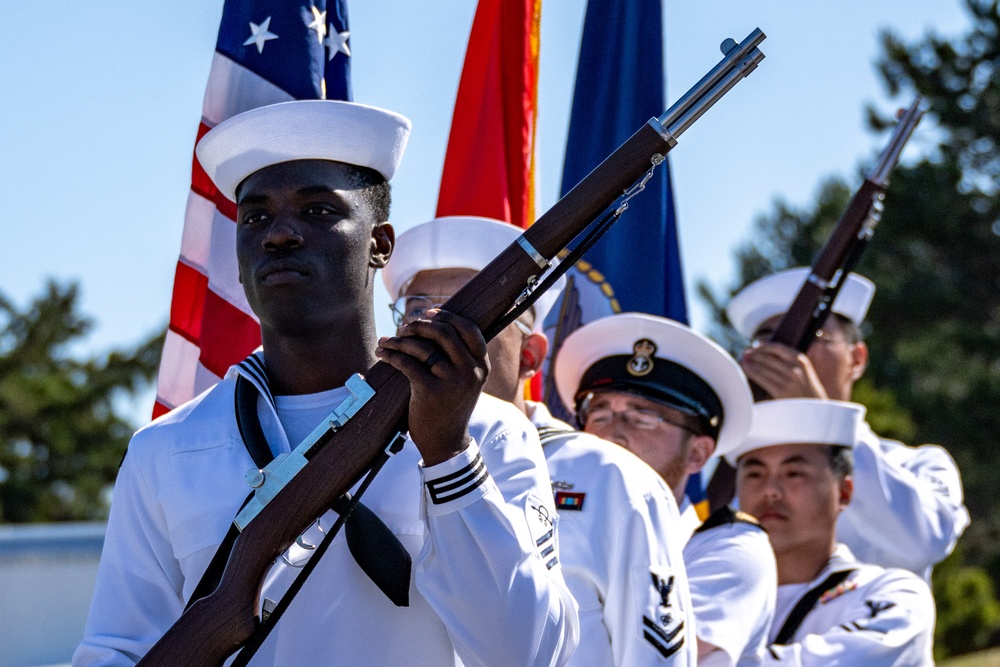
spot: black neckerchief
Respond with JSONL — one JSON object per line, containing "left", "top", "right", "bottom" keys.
{"left": 773, "top": 568, "right": 857, "bottom": 645}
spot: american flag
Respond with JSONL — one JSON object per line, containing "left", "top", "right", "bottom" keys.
{"left": 153, "top": 0, "right": 352, "bottom": 418}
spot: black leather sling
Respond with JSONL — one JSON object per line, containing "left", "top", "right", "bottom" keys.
{"left": 772, "top": 568, "right": 856, "bottom": 646}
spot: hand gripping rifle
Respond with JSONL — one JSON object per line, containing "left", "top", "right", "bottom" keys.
{"left": 137, "top": 29, "right": 767, "bottom": 667}
{"left": 706, "top": 97, "right": 925, "bottom": 512}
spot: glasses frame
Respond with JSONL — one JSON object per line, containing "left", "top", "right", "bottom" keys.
{"left": 579, "top": 397, "right": 701, "bottom": 434}
{"left": 391, "top": 295, "right": 533, "bottom": 335}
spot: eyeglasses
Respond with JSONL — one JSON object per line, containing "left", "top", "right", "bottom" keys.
{"left": 581, "top": 406, "right": 698, "bottom": 433}
{"left": 391, "top": 295, "right": 532, "bottom": 335}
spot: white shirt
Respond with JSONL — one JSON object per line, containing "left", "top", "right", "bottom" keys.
{"left": 681, "top": 502, "right": 777, "bottom": 667}
{"left": 766, "top": 545, "right": 935, "bottom": 666}
{"left": 74, "top": 357, "right": 579, "bottom": 666}
{"left": 837, "top": 423, "right": 969, "bottom": 579}
{"left": 528, "top": 402, "right": 696, "bottom": 667}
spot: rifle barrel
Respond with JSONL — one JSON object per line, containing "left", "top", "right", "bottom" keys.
{"left": 869, "top": 96, "right": 925, "bottom": 186}
{"left": 658, "top": 28, "right": 766, "bottom": 137}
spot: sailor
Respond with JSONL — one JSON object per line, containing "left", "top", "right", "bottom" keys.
{"left": 383, "top": 216, "right": 696, "bottom": 666}
{"left": 74, "top": 101, "right": 578, "bottom": 666}
{"left": 732, "top": 398, "right": 935, "bottom": 666}
{"left": 554, "top": 313, "right": 776, "bottom": 667}
{"left": 728, "top": 267, "right": 969, "bottom": 578}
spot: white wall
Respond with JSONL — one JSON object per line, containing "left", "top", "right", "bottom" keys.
{"left": 0, "top": 523, "right": 104, "bottom": 667}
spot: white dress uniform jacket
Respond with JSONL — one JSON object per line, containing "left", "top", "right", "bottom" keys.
{"left": 766, "top": 545, "right": 935, "bottom": 666}
{"left": 74, "top": 358, "right": 579, "bottom": 667}
{"left": 680, "top": 502, "right": 777, "bottom": 667}
{"left": 837, "top": 423, "right": 969, "bottom": 579}
{"left": 528, "top": 402, "right": 696, "bottom": 666}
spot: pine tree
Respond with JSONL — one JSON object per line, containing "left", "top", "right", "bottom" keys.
{"left": 0, "top": 280, "right": 162, "bottom": 522}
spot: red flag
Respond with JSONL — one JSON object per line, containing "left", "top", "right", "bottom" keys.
{"left": 153, "top": 1, "right": 353, "bottom": 418}
{"left": 436, "top": 0, "right": 541, "bottom": 230}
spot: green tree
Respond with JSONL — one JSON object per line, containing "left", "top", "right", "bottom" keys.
{"left": 702, "top": 0, "right": 1000, "bottom": 655}
{"left": 0, "top": 280, "right": 163, "bottom": 522}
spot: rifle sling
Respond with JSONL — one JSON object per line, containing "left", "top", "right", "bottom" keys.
{"left": 486, "top": 205, "right": 621, "bottom": 339}
{"left": 184, "top": 375, "right": 412, "bottom": 656}
{"left": 772, "top": 568, "right": 856, "bottom": 646}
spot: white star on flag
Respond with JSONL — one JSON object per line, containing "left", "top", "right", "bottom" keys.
{"left": 307, "top": 6, "right": 327, "bottom": 44}
{"left": 243, "top": 17, "right": 278, "bottom": 54}
{"left": 325, "top": 28, "right": 351, "bottom": 61}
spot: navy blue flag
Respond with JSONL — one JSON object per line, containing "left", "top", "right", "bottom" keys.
{"left": 541, "top": 0, "right": 705, "bottom": 511}
{"left": 542, "top": 0, "right": 686, "bottom": 410}
{"left": 155, "top": 0, "right": 353, "bottom": 416}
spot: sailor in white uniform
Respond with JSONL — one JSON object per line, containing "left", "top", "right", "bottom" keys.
{"left": 554, "top": 314, "right": 777, "bottom": 667}
{"left": 75, "top": 102, "right": 578, "bottom": 667}
{"left": 728, "top": 268, "right": 969, "bottom": 578}
{"left": 732, "top": 399, "right": 935, "bottom": 666}
{"left": 383, "top": 215, "right": 696, "bottom": 666}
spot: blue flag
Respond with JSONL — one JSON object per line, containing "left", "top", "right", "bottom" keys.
{"left": 542, "top": 0, "right": 704, "bottom": 510}
{"left": 559, "top": 0, "right": 683, "bottom": 321}
{"left": 543, "top": 0, "right": 686, "bottom": 403}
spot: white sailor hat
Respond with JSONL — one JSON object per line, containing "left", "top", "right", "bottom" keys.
{"left": 383, "top": 216, "right": 562, "bottom": 330}
{"left": 196, "top": 100, "right": 411, "bottom": 201}
{"left": 554, "top": 313, "right": 753, "bottom": 458}
{"left": 726, "top": 398, "right": 865, "bottom": 463}
{"left": 726, "top": 268, "right": 876, "bottom": 340}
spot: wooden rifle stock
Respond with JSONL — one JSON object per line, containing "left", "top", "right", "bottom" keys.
{"left": 136, "top": 29, "right": 766, "bottom": 667}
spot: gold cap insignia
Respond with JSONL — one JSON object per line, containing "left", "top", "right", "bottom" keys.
{"left": 627, "top": 339, "right": 657, "bottom": 377}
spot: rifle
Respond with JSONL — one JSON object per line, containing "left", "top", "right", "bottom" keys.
{"left": 758, "top": 97, "right": 924, "bottom": 358}
{"left": 706, "top": 97, "right": 925, "bottom": 512}
{"left": 137, "top": 28, "right": 767, "bottom": 667}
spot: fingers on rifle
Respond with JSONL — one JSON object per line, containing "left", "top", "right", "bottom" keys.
{"left": 396, "top": 312, "right": 485, "bottom": 374}
{"left": 753, "top": 342, "right": 800, "bottom": 364}
{"left": 375, "top": 342, "right": 441, "bottom": 381}
{"left": 423, "top": 309, "right": 488, "bottom": 360}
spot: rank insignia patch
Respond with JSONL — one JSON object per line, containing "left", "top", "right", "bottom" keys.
{"left": 641, "top": 565, "right": 685, "bottom": 658}
{"left": 555, "top": 491, "right": 586, "bottom": 511}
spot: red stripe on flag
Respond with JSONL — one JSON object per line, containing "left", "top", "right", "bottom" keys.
{"left": 152, "top": 401, "right": 171, "bottom": 421}
{"left": 197, "top": 288, "right": 261, "bottom": 378}
{"left": 168, "top": 261, "right": 208, "bottom": 344}
{"left": 436, "top": 0, "right": 540, "bottom": 230}
{"left": 191, "top": 122, "right": 238, "bottom": 222}
{"left": 165, "top": 260, "right": 259, "bottom": 378}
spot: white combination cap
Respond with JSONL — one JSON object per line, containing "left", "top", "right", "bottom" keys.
{"left": 553, "top": 313, "right": 753, "bottom": 458}
{"left": 383, "top": 216, "right": 562, "bottom": 329}
{"left": 726, "top": 268, "right": 876, "bottom": 340}
{"left": 196, "top": 100, "right": 412, "bottom": 201}
{"left": 726, "top": 398, "right": 866, "bottom": 463}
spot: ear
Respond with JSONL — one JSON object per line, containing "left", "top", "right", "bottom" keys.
{"left": 849, "top": 341, "right": 869, "bottom": 382}
{"left": 369, "top": 221, "right": 394, "bottom": 268}
{"left": 684, "top": 435, "right": 716, "bottom": 475}
{"left": 839, "top": 475, "right": 854, "bottom": 509}
{"left": 519, "top": 333, "right": 549, "bottom": 379}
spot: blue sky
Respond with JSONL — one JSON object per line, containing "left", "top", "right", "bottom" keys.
{"left": 0, "top": 1, "right": 971, "bottom": 373}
